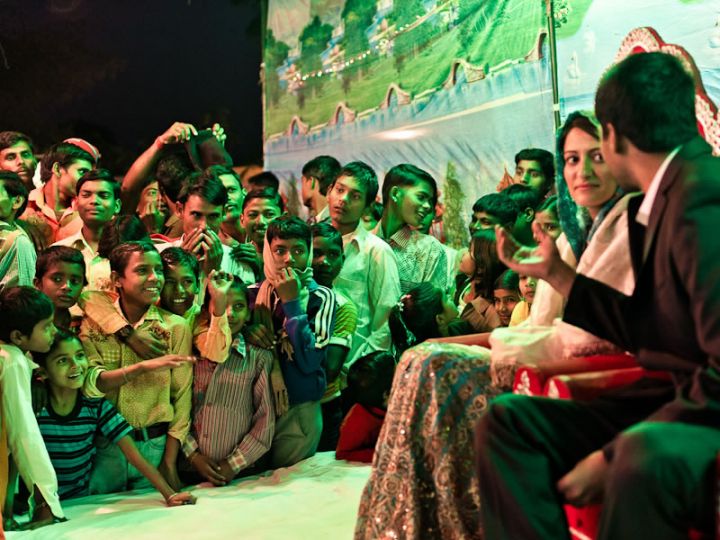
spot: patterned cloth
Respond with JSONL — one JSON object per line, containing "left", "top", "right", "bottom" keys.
{"left": 375, "top": 225, "right": 450, "bottom": 295}
{"left": 37, "top": 395, "right": 132, "bottom": 498}
{"left": 355, "top": 342, "right": 503, "bottom": 540}
{"left": 183, "top": 335, "right": 275, "bottom": 474}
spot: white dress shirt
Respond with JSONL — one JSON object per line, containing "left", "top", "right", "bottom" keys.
{"left": 636, "top": 146, "right": 681, "bottom": 226}
{"left": 334, "top": 223, "right": 401, "bottom": 366}
{"left": 0, "top": 344, "right": 64, "bottom": 518}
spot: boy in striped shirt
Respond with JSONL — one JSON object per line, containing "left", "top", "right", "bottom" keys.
{"left": 35, "top": 329, "right": 195, "bottom": 505}
{"left": 181, "top": 278, "right": 275, "bottom": 485}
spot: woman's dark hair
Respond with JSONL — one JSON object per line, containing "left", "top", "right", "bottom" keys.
{"left": 557, "top": 114, "right": 600, "bottom": 160}
{"left": 160, "top": 247, "right": 200, "bottom": 279}
{"left": 266, "top": 215, "right": 311, "bottom": 249}
{"left": 109, "top": 241, "right": 159, "bottom": 276}
{"left": 0, "top": 286, "right": 54, "bottom": 341}
{"left": 388, "top": 283, "right": 444, "bottom": 356}
{"left": 33, "top": 328, "right": 79, "bottom": 368}
{"left": 346, "top": 351, "right": 396, "bottom": 410}
{"left": 470, "top": 229, "right": 506, "bottom": 300}
{"left": 97, "top": 215, "right": 149, "bottom": 259}
{"left": 493, "top": 269, "right": 520, "bottom": 292}
{"left": 35, "top": 246, "right": 86, "bottom": 284}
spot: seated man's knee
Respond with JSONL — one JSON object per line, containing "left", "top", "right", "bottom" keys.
{"left": 476, "top": 393, "right": 535, "bottom": 446}
{"left": 609, "top": 423, "right": 683, "bottom": 489}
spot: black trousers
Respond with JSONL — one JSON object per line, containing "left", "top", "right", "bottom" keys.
{"left": 475, "top": 386, "right": 720, "bottom": 539}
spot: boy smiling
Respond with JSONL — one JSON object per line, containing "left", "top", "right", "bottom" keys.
{"left": 80, "top": 241, "right": 194, "bottom": 493}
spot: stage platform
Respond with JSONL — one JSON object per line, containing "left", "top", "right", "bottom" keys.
{"left": 8, "top": 453, "right": 370, "bottom": 540}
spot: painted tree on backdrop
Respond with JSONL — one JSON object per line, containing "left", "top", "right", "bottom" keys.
{"left": 340, "top": 0, "right": 378, "bottom": 94}
{"left": 298, "top": 16, "right": 334, "bottom": 105}
{"left": 265, "top": 29, "right": 291, "bottom": 107}
{"left": 442, "top": 161, "right": 469, "bottom": 249}
{"left": 389, "top": 0, "right": 433, "bottom": 72}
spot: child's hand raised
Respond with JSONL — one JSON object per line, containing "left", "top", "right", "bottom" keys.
{"left": 208, "top": 270, "right": 232, "bottom": 317}
{"left": 271, "top": 268, "right": 300, "bottom": 303}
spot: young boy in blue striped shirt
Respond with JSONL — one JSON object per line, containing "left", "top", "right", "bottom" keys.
{"left": 34, "top": 329, "right": 195, "bottom": 506}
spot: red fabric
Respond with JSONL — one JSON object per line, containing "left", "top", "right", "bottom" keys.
{"left": 335, "top": 404, "right": 386, "bottom": 463}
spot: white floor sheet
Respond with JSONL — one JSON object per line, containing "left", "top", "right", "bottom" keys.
{"left": 7, "top": 453, "right": 371, "bottom": 540}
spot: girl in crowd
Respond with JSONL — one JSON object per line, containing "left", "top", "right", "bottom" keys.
{"left": 355, "top": 110, "right": 637, "bottom": 540}
{"left": 388, "top": 282, "right": 459, "bottom": 358}
{"left": 451, "top": 229, "right": 506, "bottom": 334}
{"left": 335, "top": 351, "right": 395, "bottom": 464}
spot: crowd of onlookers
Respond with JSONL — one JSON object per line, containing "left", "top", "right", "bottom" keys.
{"left": 0, "top": 117, "right": 553, "bottom": 531}
{"left": 0, "top": 50, "right": 718, "bottom": 540}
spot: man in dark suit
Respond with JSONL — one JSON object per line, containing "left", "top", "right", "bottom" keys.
{"left": 475, "top": 51, "right": 720, "bottom": 539}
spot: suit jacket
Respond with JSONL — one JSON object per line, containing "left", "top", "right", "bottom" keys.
{"left": 563, "top": 137, "right": 720, "bottom": 440}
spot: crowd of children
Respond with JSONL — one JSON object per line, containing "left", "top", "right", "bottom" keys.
{"left": 0, "top": 122, "right": 546, "bottom": 532}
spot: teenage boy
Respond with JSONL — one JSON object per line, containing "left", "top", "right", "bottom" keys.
{"left": 248, "top": 216, "right": 336, "bottom": 468}
{"left": 21, "top": 142, "right": 94, "bottom": 246}
{"left": 480, "top": 52, "right": 720, "bottom": 539}
{"left": 469, "top": 193, "right": 519, "bottom": 234}
{"left": 326, "top": 161, "right": 400, "bottom": 366}
{"left": 52, "top": 169, "right": 121, "bottom": 291}
{"left": 80, "top": 241, "right": 194, "bottom": 493}
{"left": 158, "top": 171, "right": 256, "bottom": 285}
{"left": 301, "top": 155, "right": 341, "bottom": 223}
{"left": 209, "top": 165, "right": 246, "bottom": 246}
{"left": 310, "top": 221, "right": 357, "bottom": 451}
{"left": 34, "top": 246, "right": 86, "bottom": 331}
{"left": 500, "top": 183, "right": 541, "bottom": 245}
{"left": 513, "top": 147, "right": 555, "bottom": 199}
{"left": 233, "top": 188, "right": 284, "bottom": 277}
{"left": 0, "top": 171, "right": 36, "bottom": 288}
{"left": 34, "top": 329, "right": 195, "bottom": 506}
{"left": 0, "top": 132, "right": 37, "bottom": 190}
{"left": 375, "top": 163, "right": 450, "bottom": 295}
{"left": 182, "top": 278, "right": 275, "bottom": 484}
{"left": 0, "top": 287, "right": 64, "bottom": 529}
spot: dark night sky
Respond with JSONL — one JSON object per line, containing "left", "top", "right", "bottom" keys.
{"left": 0, "top": 0, "right": 264, "bottom": 172}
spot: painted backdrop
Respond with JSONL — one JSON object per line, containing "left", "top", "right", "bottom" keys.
{"left": 263, "top": 0, "right": 720, "bottom": 243}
